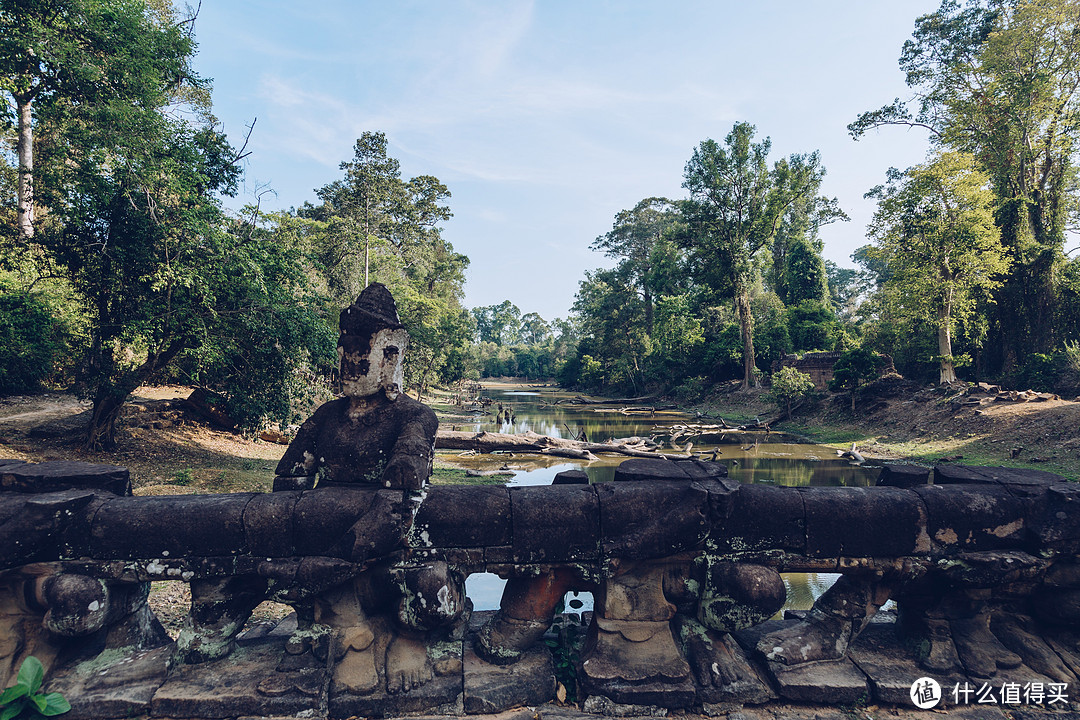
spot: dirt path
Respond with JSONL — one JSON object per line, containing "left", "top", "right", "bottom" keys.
{"left": 0, "top": 386, "right": 285, "bottom": 494}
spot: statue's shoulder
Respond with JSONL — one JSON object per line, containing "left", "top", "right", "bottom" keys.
{"left": 296, "top": 397, "right": 348, "bottom": 428}
{"left": 316, "top": 396, "right": 350, "bottom": 414}
{"left": 394, "top": 394, "right": 438, "bottom": 427}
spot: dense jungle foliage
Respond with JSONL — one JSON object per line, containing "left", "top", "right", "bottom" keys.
{"left": 4, "top": 0, "right": 1080, "bottom": 448}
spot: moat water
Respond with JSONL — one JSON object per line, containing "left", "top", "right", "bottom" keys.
{"left": 446, "top": 383, "right": 880, "bottom": 614}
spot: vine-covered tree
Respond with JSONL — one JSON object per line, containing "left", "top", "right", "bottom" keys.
{"left": 850, "top": 0, "right": 1080, "bottom": 372}
{"left": 863, "top": 152, "right": 1008, "bottom": 383}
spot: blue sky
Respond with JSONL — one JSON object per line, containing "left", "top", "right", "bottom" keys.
{"left": 192, "top": 1, "right": 942, "bottom": 321}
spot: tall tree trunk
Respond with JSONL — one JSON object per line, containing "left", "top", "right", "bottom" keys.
{"left": 938, "top": 279, "right": 957, "bottom": 384}
{"left": 16, "top": 96, "right": 34, "bottom": 241}
{"left": 937, "top": 307, "right": 957, "bottom": 384}
{"left": 86, "top": 391, "right": 126, "bottom": 451}
{"left": 84, "top": 339, "right": 187, "bottom": 450}
{"left": 735, "top": 286, "right": 756, "bottom": 388}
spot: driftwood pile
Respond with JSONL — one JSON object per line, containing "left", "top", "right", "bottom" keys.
{"left": 924, "top": 382, "right": 1063, "bottom": 409}
{"left": 434, "top": 429, "right": 667, "bottom": 461}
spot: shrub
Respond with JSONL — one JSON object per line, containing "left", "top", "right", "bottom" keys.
{"left": 0, "top": 284, "right": 68, "bottom": 394}
{"left": 768, "top": 366, "right": 815, "bottom": 418}
{"left": 829, "top": 347, "right": 886, "bottom": 412}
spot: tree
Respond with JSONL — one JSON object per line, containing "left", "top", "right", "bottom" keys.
{"left": 591, "top": 197, "right": 679, "bottom": 336}
{"left": 864, "top": 152, "right": 1008, "bottom": 383}
{"left": 307, "top": 131, "right": 454, "bottom": 304}
{"left": 783, "top": 238, "right": 830, "bottom": 306}
{"left": 1, "top": 0, "right": 200, "bottom": 242}
{"left": 43, "top": 114, "right": 243, "bottom": 448}
{"left": 850, "top": 0, "right": 1080, "bottom": 371}
{"left": 471, "top": 301, "right": 521, "bottom": 346}
{"left": 304, "top": 132, "right": 469, "bottom": 393}
{"left": 3, "top": 2, "right": 340, "bottom": 448}
{"left": 177, "top": 210, "right": 338, "bottom": 429}
{"left": 829, "top": 347, "right": 887, "bottom": 412}
{"left": 0, "top": 278, "right": 68, "bottom": 393}
{"left": 769, "top": 366, "right": 815, "bottom": 419}
{"left": 825, "top": 260, "right": 865, "bottom": 323}
{"left": 680, "top": 122, "right": 838, "bottom": 388}
{"left": 570, "top": 268, "right": 648, "bottom": 392}
{"left": 770, "top": 192, "right": 847, "bottom": 305}
{"left": 519, "top": 312, "right": 551, "bottom": 345}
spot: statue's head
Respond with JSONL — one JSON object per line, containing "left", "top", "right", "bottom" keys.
{"left": 338, "top": 283, "right": 409, "bottom": 400}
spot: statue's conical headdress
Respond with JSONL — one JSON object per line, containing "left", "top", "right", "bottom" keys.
{"left": 340, "top": 283, "right": 405, "bottom": 339}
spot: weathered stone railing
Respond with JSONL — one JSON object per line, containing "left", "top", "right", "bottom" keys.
{"left": 1, "top": 457, "right": 1078, "bottom": 717}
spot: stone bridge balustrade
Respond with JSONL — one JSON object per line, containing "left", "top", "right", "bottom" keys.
{"left": 0, "top": 458, "right": 1078, "bottom": 717}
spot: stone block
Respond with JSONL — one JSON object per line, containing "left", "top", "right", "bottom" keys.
{"left": 934, "top": 465, "right": 1067, "bottom": 487}
{"left": 802, "top": 486, "right": 926, "bottom": 558}
{"left": 848, "top": 619, "right": 967, "bottom": 706}
{"left": 877, "top": 464, "right": 930, "bottom": 487}
{"left": 716, "top": 485, "right": 804, "bottom": 554}
{"left": 553, "top": 469, "right": 589, "bottom": 485}
{"left": 1035, "top": 483, "right": 1080, "bottom": 546}
{"left": 328, "top": 666, "right": 462, "bottom": 718}
{"left": 242, "top": 491, "right": 299, "bottom": 558}
{"left": 47, "top": 645, "right": 170, "bottom": 719}
{"left": 413, "top": 485, "right": 511, "bottom": 548}
{"left": 510, "top": 485, "right": 599, "bottom": 563}
{"left": 463, "top": 635, "right": 555, "bottom": 713}
{"left": 764, "top": 656, "right": 869, "bottom": 704}
{"left": 596, "top": 481, "right": 709, "bottom": 559}
{"left": 152, "top": 633, "right": 325, "bottom": 718}
{"left": 914, "top": 484, "right": 1027, "bottom": 553}
{"left": 292, "top": 487, "right": 394, "bottom": 558}
{"left": 90, "top": 493, "right": 254, "bottom": 559}
{"left": 0, "top": 460, "right": 130, "bottom": 496}
{"left": 613, "top": 457, "right": 726, "bottom": 482}
{"left": 484, "top": 545, "right": 514, "bottom": 564}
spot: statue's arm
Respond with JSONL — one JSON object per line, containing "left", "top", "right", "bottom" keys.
{"left": 273, "top": 409, "right": 325, "bottom": 491}
{"left": 381, "top": 404, "right": 438, "bottom": 491}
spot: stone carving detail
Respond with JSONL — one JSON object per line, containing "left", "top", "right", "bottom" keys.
{"left": 1, "top": 457, "right": 1078, "bottom": 715}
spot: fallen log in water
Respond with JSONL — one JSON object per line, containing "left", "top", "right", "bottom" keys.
{"left": 555, "top": 394, "right": 660, "bottom": 405}
{"left": 435, "top": 429, "right": 664, "bottom": 459}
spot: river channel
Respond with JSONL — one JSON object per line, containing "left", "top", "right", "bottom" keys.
{"left": 440, "top": 383, "right": 882, "bottom": 614}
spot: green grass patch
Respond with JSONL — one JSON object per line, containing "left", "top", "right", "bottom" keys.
{"left": 429, "top": 467, "right": 510, "bottom": 485}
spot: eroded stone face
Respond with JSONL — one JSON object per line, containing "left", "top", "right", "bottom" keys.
{"left": 339, "top": 328, "right": 409, "bottom": 400}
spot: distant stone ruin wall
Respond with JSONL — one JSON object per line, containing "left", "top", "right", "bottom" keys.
{"left": 777, "top": 351, "right": 896, "bottom": 389}
{"left": 0, "top": 458, "right": 1077, "bottom": 717}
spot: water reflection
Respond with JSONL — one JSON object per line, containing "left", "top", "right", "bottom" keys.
{"left": 446, "top": 383, "right": 878, "bottom": 611}
{"left": 783, "top": 573, "right": 839, "bottom": 611}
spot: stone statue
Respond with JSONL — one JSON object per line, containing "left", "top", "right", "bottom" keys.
{"left": 271, "top": 283, "right": 465, "bottom": 698}
{"left": 275, "top": 282, "right": 437, "bottom": 491}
